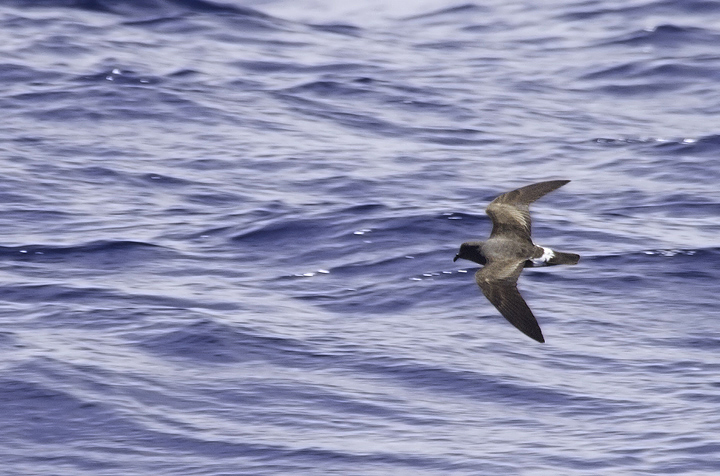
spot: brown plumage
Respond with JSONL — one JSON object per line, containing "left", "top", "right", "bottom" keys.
{"left": 454, "top": 180, "right": 579, "bottom": 343}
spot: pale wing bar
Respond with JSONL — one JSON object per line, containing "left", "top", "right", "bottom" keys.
{"left": 486, "top": 180, "right": 570, "bottom": 240}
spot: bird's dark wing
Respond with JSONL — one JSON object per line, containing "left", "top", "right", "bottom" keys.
{"left": 475, "top": 260, "right": 544, "bottom": 343}
{"left": 485, "top": 180, "right": 570, "bottom": 242}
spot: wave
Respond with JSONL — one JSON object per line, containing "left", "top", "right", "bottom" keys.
{"left": 0, "top": 374, "right": 139, "bottom": 444}
{"left": 136, "top": 318, "right": 322, "bottom": 364}
{"left": 0, "top": 241, "right": 183, "bottom": 278}
{"left": 308, "top": 23, "right": 362, "bottom": 37}
{"left": 586, "top": 247, "right": 718, "bottom": 262}
{"left": 402, "top": 3, "right": 489, "bottom": 21}
{"left": 581, "top": 60, "right": 720, "bottom": 82}
{"left": 601, "top": 24, "right": 720, "bottom": 48}
{"left": 0, "top": 63, "right": 63, "bottom": 84}
{"left": 561, "top": 1, "right": 720, "bottom": 21}
{"left": 650, "top": 134, "right": 720, "bottom": 156}
{"left": 5, "top": 0, "right": 269, "bottom": 18}
{"left": 276, "top": 90, "right": 487, "bottom": 143}
{"left": 0, "top": 239, "right": 164, "bottom": 259}
{"left": 590, "top": 135, "right": 720, "bottom": 184}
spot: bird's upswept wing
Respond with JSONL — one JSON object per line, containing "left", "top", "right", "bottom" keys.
{"left": 475, "top": 259, "right": 544, "bottom": 343}
{"left": 485, "top": 180, "right": 570, "bottom": 242}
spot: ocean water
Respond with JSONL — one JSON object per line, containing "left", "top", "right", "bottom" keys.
{"left": 1, "top": 0, "right": 719, "bottom": 474}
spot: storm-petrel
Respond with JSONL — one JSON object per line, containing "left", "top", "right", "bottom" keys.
{"left": 453, "top": 180, "right": 579, "bottom": 343}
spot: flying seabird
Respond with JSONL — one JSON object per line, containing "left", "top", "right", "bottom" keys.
{"left": 453, "top": 180, "right": 579, "bottom": 343}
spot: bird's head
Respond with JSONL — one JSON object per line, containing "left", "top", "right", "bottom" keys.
{"left": 453, "top": 241, "right": 486, "bottom": 265}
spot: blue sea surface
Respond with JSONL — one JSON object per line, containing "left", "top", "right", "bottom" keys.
{"left": 1, "top": 0, "right": 719, "bottom": 474}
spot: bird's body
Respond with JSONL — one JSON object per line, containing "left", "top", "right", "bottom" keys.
{"left": 454, "top": 180, "right": 579, "bottom": 343}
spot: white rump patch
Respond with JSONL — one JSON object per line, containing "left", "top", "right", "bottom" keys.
{"left": 532, "top": 246, "right": 555, "bottom": 266}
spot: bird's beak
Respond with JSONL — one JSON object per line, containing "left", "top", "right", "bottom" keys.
{"left": 453, "top": 254, "right": 459, "bottom": 262}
